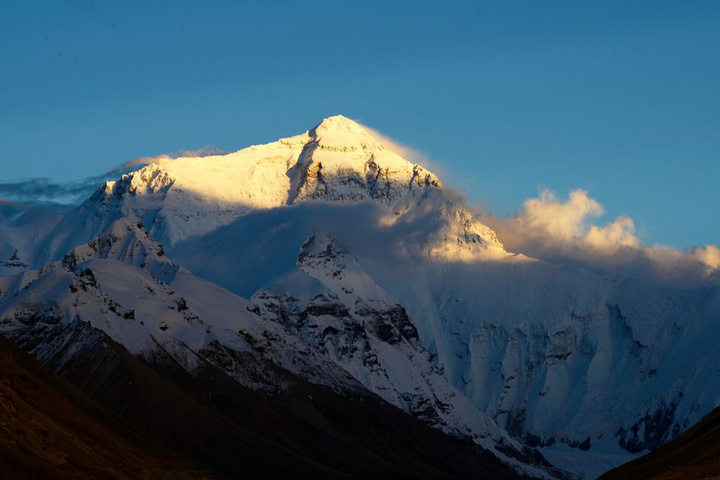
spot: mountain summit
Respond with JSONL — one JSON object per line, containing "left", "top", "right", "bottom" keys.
{"left": 283, "top": 115, "right": 442, "bottom": 205}
{"left": 309, "top": 114, "right": 384, "bottom": 146}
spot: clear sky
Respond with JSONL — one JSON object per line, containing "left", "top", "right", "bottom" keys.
{"left": 1, "top": 0, "right": 718, "bottom": 248}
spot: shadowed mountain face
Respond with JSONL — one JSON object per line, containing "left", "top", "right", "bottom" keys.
{"left": 0, "top": 332, "right": 529, "bottom": 480}
{"left": 599, "top": 406, "right": 720, "bottom": 480}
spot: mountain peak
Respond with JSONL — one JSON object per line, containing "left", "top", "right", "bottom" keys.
{"left": 312, "top": 115, "right": 367, "bottom": 135}
{"left": 307, "top": 115, "right": 385, "bottom": 153}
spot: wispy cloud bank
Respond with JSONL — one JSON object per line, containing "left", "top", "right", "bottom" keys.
{"left": 0, "top": 146, "right": 225, "bottom": 204}
{"left": 482, "top": 189, "right": 719, "bottom": 286}
{"left": 353, "top": 120, "right": 445, "bottom": 177}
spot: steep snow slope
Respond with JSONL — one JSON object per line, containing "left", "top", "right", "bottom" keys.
{"left": 143, "top": 114, "right": 720, "bottom": 477}
{"left": 0, "top": 204, "right": 64, "bottom": 276}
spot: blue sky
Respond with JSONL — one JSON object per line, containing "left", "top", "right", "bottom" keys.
{"left": 1, "top": 0, "right": 718, "bottom": 248}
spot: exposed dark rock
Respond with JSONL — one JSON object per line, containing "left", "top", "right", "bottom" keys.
{"left": 300, "top": 303, "right": 350, "bottom": 320}
{"left": 3, "top": 249, "right": 28, "bottom": 268}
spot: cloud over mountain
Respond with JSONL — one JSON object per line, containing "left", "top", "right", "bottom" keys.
{"left": 483, "top": 188, "right": 719, "bottom": 286}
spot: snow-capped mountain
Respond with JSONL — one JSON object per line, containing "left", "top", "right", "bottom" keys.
{"left": 6, "top": 115, "right": 502, "bottom": 275}
{"left": 0, "top": 215, "right": 561, "bottom": 479}
{"left": 1, "top": 115, "right": 719, "bottom": 479}
{"left": 8, "top": 214, "right": 424, "bottom": 394}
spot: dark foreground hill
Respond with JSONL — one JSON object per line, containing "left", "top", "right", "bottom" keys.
{"left": 0, "top": 334, "right": 213, "bottom": 479}
{"left": 0, "top": 333, "right": 528, "bottom": 479}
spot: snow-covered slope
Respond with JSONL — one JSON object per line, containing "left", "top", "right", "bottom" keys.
{"left": 0, "top": 217, "right": 363, "bottom": 393}
{"left": 0, "top": 203, "right": 64, "bottom": 276}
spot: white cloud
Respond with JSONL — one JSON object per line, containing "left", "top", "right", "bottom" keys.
{"left": 483, "top": 188, "right": 719, "bottom": 285}
{"left": 693, "top": 244, "right": 720, "bottom": 270}
{"left": 490, "top": 188, "right": 639, "bottom": 252}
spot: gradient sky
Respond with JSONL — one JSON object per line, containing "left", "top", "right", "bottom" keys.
{"left": 1, "top": 0, "right": 718, "bottom": 248}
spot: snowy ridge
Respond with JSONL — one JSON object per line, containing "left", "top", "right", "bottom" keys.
{"left": 61, "top": 215, "right": 178, "bottom": 282}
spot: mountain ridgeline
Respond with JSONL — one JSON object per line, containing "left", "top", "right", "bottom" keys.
{"left": 1, "top": 116, "right": 718, "bottom": 479}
